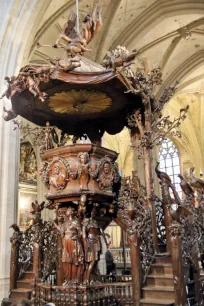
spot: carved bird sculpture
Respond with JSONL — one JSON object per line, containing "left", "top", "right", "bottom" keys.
{"left": 178, "top": 174, "right": 194, "bottom": 196}
{"left": 10, "top": 223, "right": 20, "bottom": 232}
{"left": 155, "top": 162, "right": 171, "bottom": 183}
{"left": 31, "top": 200, "right": 45, "bottom": 214}
{"left": 168, "top": 203, "right": 192, "bottom": 223}
{"left": 190, "top": 167, "right": 204, "bottom": 193}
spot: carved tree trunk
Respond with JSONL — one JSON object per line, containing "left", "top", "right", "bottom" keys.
{"left": 10, "top": 241, "right": 18, "bottom": 291}
{"left": 56, "top": 235, "right": 64, "bottom": 285}
{"left": 143, "top": 110, "right": 159, "bottom": 254}
{"left": 129, "top": 233, "right": 141, "bottom": 306}
{"left": 33, "top": 242, "right": 41, "bottom": 279}
{"left": 143, "top": 145, "right": 159, "bottom": 254}
{"left": 192, "top": 251, "right": 202, "bottom": 305}
{"left": 170, "top": 230, "right": 187, "bottom": 306}
{"left": 160, "top": 180, "right": 172, "bottom": 252}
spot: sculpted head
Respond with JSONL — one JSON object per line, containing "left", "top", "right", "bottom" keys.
{"left": 103, "top": 162, "right": 111, "bottom": 174}
{"left": 78, "top": 152, "right": 89, "bottom": 165}
{"left": 80, "top": 195, "right": 87, "bottom": 207}
{"left": 66, "top": 207, "right": 75, "bottom": 218}
{"left": 83, "top": 13, "right": 92, "bottom": 23}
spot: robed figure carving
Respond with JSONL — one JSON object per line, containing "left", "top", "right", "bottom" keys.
{"left": 54, "top": 207, "right": 84, "bottom": 285}
{"left": 77, "top": 152, "right": 92, "bottom": 191}
{"left": 82, "top": 207, "right": 108, "bottom": 284}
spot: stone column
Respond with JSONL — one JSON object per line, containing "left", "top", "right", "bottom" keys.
{"left": 0, "top": 0, "right": 52, "bottom": 301}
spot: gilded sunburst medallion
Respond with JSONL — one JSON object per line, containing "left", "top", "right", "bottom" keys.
{"left": 49, "top": 90, "right": 112, "bottom": 115}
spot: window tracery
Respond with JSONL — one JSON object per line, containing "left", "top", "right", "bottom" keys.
{"left": 159, "top": 139, "right": 182, "bottom": 196}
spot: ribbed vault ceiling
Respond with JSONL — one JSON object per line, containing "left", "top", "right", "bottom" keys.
{"left": 27, "top": 0, "right": 204, "bottom": 173}
{"left": 29, "top": 0, "right": 204, "bottom": 94}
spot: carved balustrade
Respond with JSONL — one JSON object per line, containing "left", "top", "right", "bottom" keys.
{"left": 155, "top": 196, "right": 166, "bottom": 245}
{"left": 111, "top": 248, "right": 131, "bottom": 264}
{"left": 156, "top": 168, "right": 204, "bottom": 305}
{"left": 34, "top": 281, "right": 132, "bottom": 306}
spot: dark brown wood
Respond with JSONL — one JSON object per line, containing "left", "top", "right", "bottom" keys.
{"left": 41, "top": 144, "right": 119, "bottom": 204}
{"left": 56, "top": 235, "right": 64, "bottom": 286}
{"left": 10, "top": 238, "right": 18, "bottom": 291}
{"left": 170, "top": 230, "right": 187, "bottom": 306}
{"left": 33, "top": 243, "right": 41, "bottom": 279}
{"left": 159, "top": 180, "right": 172, "bottom": 252}
{"left": 192, "top": 252, "right": 202, "bottom": 305}
{"left": 129, "top": 233, "right": 141, "bottom": 306}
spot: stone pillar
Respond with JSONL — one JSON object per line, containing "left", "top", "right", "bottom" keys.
{"left": 0, "top": 0, "right": 52, "bottom": 301}
{"left": 0, "top": 101, "right": 19, "bottom": 301}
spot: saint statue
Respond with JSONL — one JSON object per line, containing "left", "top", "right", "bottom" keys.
{"left": 44, "top": 121, "right": 54, "bottom": 150}
{"left": 54, "top": 207, "right": 84, "bottom": 285}
{"left": 82, "top": 207, "right": 109, "bottom": 284}
{"left": 77, "top": 152, "right": 91, "bottom": 191}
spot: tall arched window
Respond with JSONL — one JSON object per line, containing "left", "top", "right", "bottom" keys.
{"left": 159, "top": 139, "right": 182, "bottom": 196}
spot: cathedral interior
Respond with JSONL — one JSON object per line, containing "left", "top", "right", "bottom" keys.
{"left": 0, "top": 0, "right": 204, "bottom": 305}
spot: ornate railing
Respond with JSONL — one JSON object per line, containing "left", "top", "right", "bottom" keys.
{"left": 155, "top": 196, "right": 166, "bottom": 245}
{"left": 41, "top": 221, "right": 57, "bottom": 281}
{"left": 18, "top": 227, "right": 33, "bottom": 279}
{"left": 186, "top": 280, "right": 197, "bottom": 306}
{"left": 96, "top": 274, "right": 132, "bottom": 283}
{"left": 156, "top": 166, "right": 204, "bottom": 305}
{"left": 111, "top": 248, "right": 131, "bottom": 264}
{"left": 34, "top": 282, "right": 132, "bottom": 306}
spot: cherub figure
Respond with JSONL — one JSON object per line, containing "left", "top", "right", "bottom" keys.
{"left": 0, "top": 76, "right": 17, "bottom": 99}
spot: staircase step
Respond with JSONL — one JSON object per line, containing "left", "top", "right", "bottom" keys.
{"left": 142, "top": 286, "right": 174, "bottom": 300}
{"left": 146, "top": 274, "right": 174, "bottom": 287}
{"left": 24, "top": 271, "right": 35, "bottom": 280}
{"left": 140, "top": 298, "right": 174, "bottom": 306}
{"left": 1, "top": 298, "right": 14, "bottom": 306}
{"left": 151, "top": 264, "right": 173, "bottom": 276}
{"left": 10, "top": 288, "right": 32, "bottom": 300}
{"left": 17, "top": 279, "right": 34, "bottom": 289}
{"left": 154, "top": 253, "right": 171, "bottom": 264}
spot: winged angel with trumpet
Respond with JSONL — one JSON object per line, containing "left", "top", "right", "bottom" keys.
{"left": 38, "top": 0, "right": 102, "bottom": 56}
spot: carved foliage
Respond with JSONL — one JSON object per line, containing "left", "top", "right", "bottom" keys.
{"left": 41, "top": 221, "right": 57, "bottom": 281}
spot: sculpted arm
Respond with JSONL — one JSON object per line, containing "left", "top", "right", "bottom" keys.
{"left": 54, "top": 222, "right": 64, "bottom": 236}
{"left": 95, "top": 7, "right": 102, "bottom": 34}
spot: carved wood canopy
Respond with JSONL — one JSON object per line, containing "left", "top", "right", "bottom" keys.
{"left": 10, "top": 69, "right": 142, "bottom": 137}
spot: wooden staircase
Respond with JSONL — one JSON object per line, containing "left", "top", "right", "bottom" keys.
{"left": 2, "top": 271, "right": 34, "bottom": 306}
{"left": 140, "top": 256, "right": 175, "bottom": 306}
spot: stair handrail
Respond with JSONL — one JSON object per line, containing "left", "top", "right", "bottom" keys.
{"left": 156, "top": 168, "right": 203, "bottom": 305}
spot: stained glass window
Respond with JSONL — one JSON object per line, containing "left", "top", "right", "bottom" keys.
{"left": 159, "top": 139, "right": 182, "bottom": 196}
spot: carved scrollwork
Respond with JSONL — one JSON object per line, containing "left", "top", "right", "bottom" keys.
{"left": 41, "top": 221, "right": 57, "bottom": 281}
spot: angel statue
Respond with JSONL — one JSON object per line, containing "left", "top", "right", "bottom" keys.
{"left": 37, "top": 0, "right": 102, "bottom": 56}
